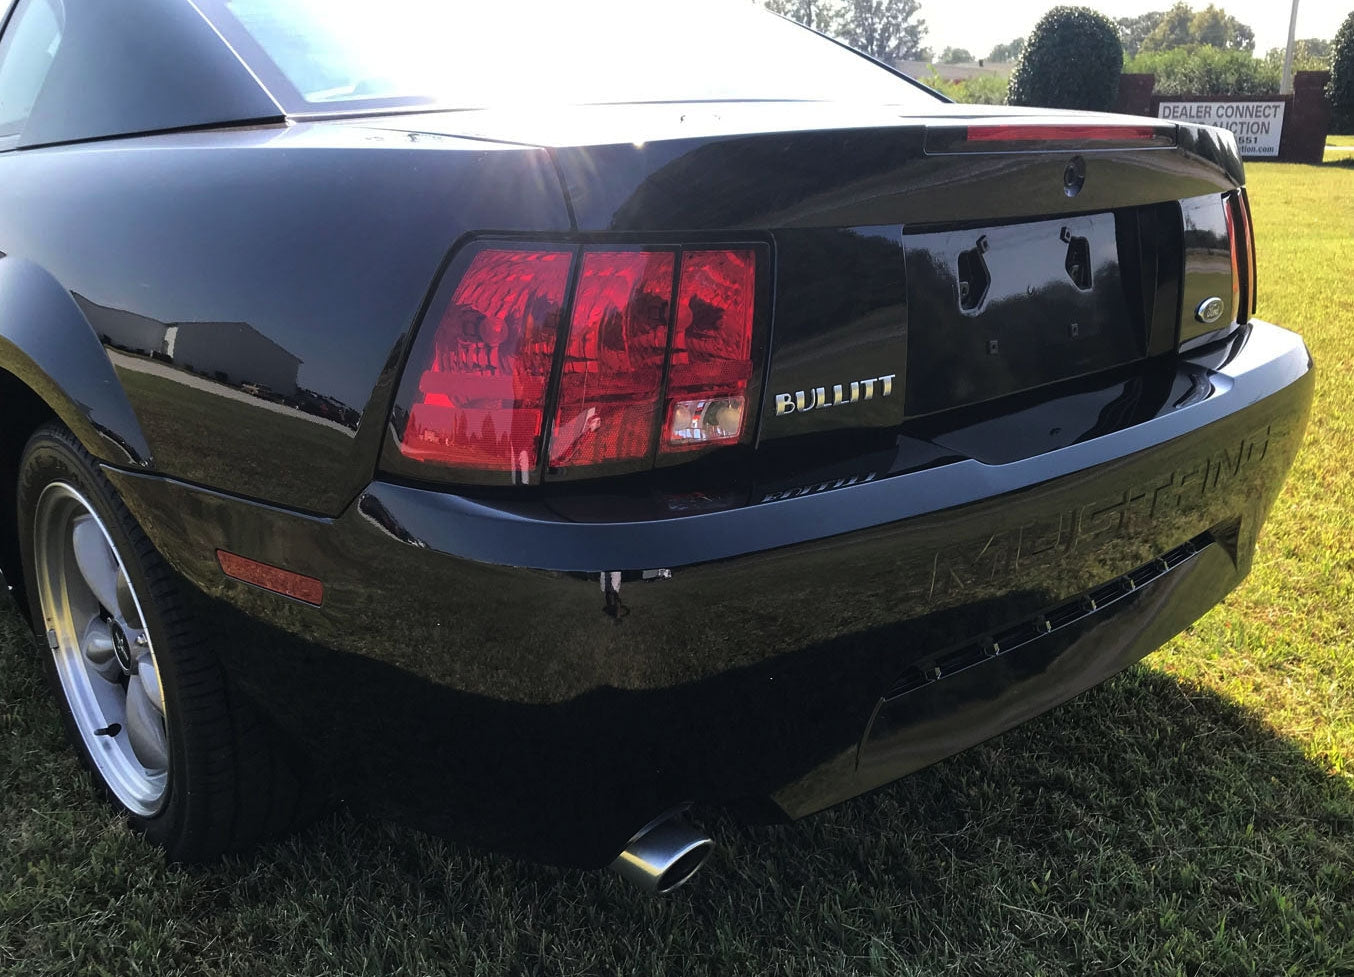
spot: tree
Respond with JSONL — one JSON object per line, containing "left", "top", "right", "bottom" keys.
{"left": 1262, "top": 39, "right": 1334, "bottom": 74}
{"left": 833, "top": 0, "right": 929, "bottom": 62}
{"left": 1298, "top": 37, "right": 1333, "bottom": 61}
{"left": 761, "top": 0, "right": 929, "bottom": 62}
{"left": 1127, "top": 46, "right": 1278, "bottom": 95}
{"left": 987, "top": 37, "right": 1025, "bottom": 62}
{"left": 940, "top": 47, "right": 974, "bottom": 63}
{"left": 1140, "top": 2, "right": 1194, "bottom": 52}
{"left": 762, "top": 0, "right": 834, "bottom": 32}
{"left": 1007, "top": 6, "right": 1123, "bottom": 111}
{"left": 1140, "top": 3, "right": 1255, "bottom": 54}
{"left": 1189, "top": 4, "right": 1254, "bottom": 52}
{"left": 1332, "top": 11, "right": 1354, "bottom": 134}
{"left": 1117, "top": 12, "right": 1164, "bottom": 58}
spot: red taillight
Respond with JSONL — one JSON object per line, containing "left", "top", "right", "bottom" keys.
{"left": 662, "top": 250, "right": 756, "bottom": 453}
{"left": 549, "top": 251, "right": 675, "bottom": 474}
{"left": 1223, "top": 197, "right": 1243, "bottom": 325}
{"left": 964, "top": 124, "right": 1160, "bottom": 143}
{"left": 399, "top": 248, "right": 572, "bottom": 480}
{"left": 1233, "top": 190, "right": 1257, "bottom": 319}
{"left": 394, "top": 244, "right": 760, "bottom": 484}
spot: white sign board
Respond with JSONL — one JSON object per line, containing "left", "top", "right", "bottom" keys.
{"left": 1156, "top": 101, "right": 1285, "bottom": 158}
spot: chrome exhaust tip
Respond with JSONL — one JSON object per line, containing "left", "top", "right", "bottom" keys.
{"left": 609, "top": 815, "right": 714, "bottom": 894}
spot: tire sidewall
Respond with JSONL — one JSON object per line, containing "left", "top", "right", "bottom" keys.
{"left": 18, "top": 427, "right": 195, "bottom": 845}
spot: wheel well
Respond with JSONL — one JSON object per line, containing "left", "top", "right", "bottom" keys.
{"left": 0, "top": 369, "right": 56, "bottom": 621}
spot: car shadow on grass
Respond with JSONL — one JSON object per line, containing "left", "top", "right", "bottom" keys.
{"left": 3, "top": 601, "right": 1352, "bottom": 977}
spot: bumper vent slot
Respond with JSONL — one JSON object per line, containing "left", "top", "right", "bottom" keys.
{"left": 888, "top": 530, "right": 1214, "bottom": 698}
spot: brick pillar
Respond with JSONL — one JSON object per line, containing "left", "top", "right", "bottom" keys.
{"left": 1114, "top": 74, "right": 1156, "bottom": 117}
{"left": 1278, "top": 71, "right": 1332, "bottom": 164}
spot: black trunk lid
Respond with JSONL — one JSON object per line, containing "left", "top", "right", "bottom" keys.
{"left": 359, "top": 105, "right": 1243, "bottom": 503}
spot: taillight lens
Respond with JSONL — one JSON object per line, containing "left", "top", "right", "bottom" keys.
{"left": 549, "top": 251, "right": 675, "bottom": 476}
{"left": 392, "top": 243, "right": 761, "bottom": 485}
{"left": 1223, "top": 200, "right": 1241, "bottom": 323}
{"left": 399, "top": 248, "right": 572, "bottom": 481}
{"left": 1223, "top": 191, "right": 1257, "bottom": 326}
{"left": 1235, "top": 189, "right": 1257, "bottom": 319}
{"left": 662, "top": 250, "right": 756, "bottom": 453}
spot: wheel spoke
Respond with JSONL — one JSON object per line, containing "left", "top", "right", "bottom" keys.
{"left": 79, "top": 617, "right": 122, "bottom": 683}
{"left": 116, "top": 570, "right": 143, "bottom": 630}
{"left": 71, "top": 516, "right": 121, "bottom": 614}
{"left": 132, "top": 650, "right": 164, "bottom": 717}
{"left": 125, "top": 673, "right": 169, "bottom": 773}
{"left": 41, "top": 482, "right": 169, "bottom": 815}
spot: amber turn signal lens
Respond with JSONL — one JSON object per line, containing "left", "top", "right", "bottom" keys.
{"left": 217, "top": 550, "right": 324, "bottom": 606}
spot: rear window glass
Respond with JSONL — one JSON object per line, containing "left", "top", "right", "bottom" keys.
{"left": 0, "top": 0, "right": 63, "bottom": 139}
{"left": 213, "top": 0, "right": 937, "bottom": 111}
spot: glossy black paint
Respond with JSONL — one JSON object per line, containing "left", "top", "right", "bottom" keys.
{"left": 1180, "top": 192, "right": 1239, "bottom": 344}
{"left": 102, "top": 322, "right": 1311, "bottom": 865}
{"left": 902, "top": 212, "right": 1141, "bottom": 416}
{"left": 0, "top": 257, "right": 151, "bottom": 466}
{"left": 0, "top": 125, "right": 570, "bottom": 513}
{"left": 1, "top": 111, "right": 1247, "bottom": 518}
{"left": 0, "top": 0, "right": 1313, "bottom": 872}
{"left": 0, "top": 95, "right": 1246, "bottom": 515}
{"left": 351, "top": 105, "right": 1247, "bottom": 471}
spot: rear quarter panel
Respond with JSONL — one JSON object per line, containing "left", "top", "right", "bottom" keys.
{"left": 0, "top": 123, "right": 571, "bottom": 513}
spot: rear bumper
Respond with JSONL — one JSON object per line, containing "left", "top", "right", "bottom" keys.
{"left": 108, "top": 320, "right": 1313, "bottom": 868}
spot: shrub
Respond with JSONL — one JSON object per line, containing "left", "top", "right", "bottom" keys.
{"left": 1007, "top": 6, "right": 1124, "bottom": 110}
{"left": 920, "top": 71, "right": 1010, "bottom": 105}
{"left": 1126, "top": 46, "right": 1279, "bottom": 95}
{"left": 1262, "top": 39, "right": 1333, "bottom": 75}
{"left": 1332, "top": 12, "right": 1354, "bottom": 134}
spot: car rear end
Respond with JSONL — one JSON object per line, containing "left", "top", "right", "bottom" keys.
{"left": 105, "top": 115, "right": 1311, "bottom": 871}
{"left": 108, "top": 2, "right": 1312, "bottom": 871}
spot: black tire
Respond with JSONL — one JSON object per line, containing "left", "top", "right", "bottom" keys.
{"left": 17, "top": 420, "right": 318, "bottom": 861}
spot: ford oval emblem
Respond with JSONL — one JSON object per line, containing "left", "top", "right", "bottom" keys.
{"left": 1195, "top": 296, "right": 1226, "bottom": 324}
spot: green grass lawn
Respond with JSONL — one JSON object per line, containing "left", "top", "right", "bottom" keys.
{"left": 3, "top": 161, "right": 1353, "bottom": 977}
{"left": 1328, "top": 135, "right": 1354, "bottom": 165}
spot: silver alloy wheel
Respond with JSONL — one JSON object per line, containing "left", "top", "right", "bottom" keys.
{"left": 33, "top": 481, "right": 169, "bottom": 816}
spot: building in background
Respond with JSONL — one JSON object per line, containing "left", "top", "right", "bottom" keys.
{"left": 77, "top": 294, "right": 302, "bottom": 399}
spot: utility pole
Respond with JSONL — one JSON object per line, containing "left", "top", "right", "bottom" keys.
{"left": 1280, "top": 0, "right": 1300, "bottom": 95}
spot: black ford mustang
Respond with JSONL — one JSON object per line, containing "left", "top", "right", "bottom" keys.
{"left": 0, "top": 0, "right": 1312, "bottom": 893}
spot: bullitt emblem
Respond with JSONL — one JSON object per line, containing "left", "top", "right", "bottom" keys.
{"left": 774, "top": 374, "right": 896, "bottom": 416}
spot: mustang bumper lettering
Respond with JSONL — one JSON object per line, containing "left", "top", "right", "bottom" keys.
{"left": 103, "top": 320, "right": 1312, "bottom": 867}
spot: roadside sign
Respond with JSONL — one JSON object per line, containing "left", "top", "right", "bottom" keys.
{"left": 1156, "top": 99, "right": 1286, "bottom": 158}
